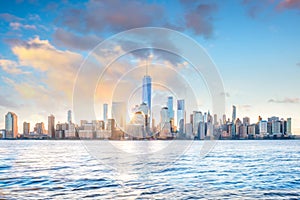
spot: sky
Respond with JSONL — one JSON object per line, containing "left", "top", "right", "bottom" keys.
{"left": 0, "top": 0, "right": 300, "bottom": 134}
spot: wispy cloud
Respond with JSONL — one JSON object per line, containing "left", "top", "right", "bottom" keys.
{"left": 277, "top": 0, "right": 300, "bottom": 11}
{"left": 56, "top": 0, "right": 218, "bottom": 38}
{"left": 0, "top": 94, "right": 19, "bottom": 108}
{"left": 0, "top": 13, "right": 23, "bottom": 22}
{"left": 238, "top": 104, "right": 252, "bottom": 110}
{"left": 268, "top": 98, "right": 300, "bottom": 104}
{"left": 242, "top": 0, "right": 300, "bottom": 18}
{"left": 10, "top": 36, "right": 83, "bottom": 100}
{"left": 0, "top": 59, "right": 30, "bottom": 74}
{"left": 183, "top": 2, "right": 217, "bottom": 37}
{"left": 53, "top": 28, "right": 102, "bottom": 51}
{"left": 9, "top": 22, "right": 36, "bottom": 30}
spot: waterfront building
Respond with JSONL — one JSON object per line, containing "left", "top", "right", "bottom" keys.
{"left": 0, "top": 129, "right": 6, "bottom": 139}
{"left": 235, "top": 118, "right": 242, "bottom": 138}
{"left": 232, "top": 105, "right": 236, "bottom": 122}
{"left": 272, "top": 120, "right": 281, "bottom": 135}
{"left": 177, "top": 99, "right": 185, "bottom": 134}
{"left": 103, "top": 103, "right": 108, "bottom": 123}
{"left": 67, "top": 110, "right": 72, "bottom": 124}
{"left": 35, "top": 122, "right": 46, "bottom": 135}
{"left": 268, "top": 116, "right": 279, "bottom": 122}
{"left": 5, "top": 112, "right": 18, "bottom": 138}
{"left": 243, "top": 117, "right": 250, "bottom": 125}
{"left": 185, "top": 123, "right": 193, "bottom": 139}
{"left": 222, "top": 114, "right": 226, "bottom": 125}
{"left": 160, "top": 107, "right": 170, "bottom": 137}
{"left": 214, "top": 114, "right": 218, "bottom": 125}
{"left": 48, "top": 115, "right": 55, "bottom": 138}
{"left": 198, "top": 121, "right": 205, "bottom": 139}
{"left": 111, "top": 101, "right": 127, "bottom": 131}
{"left": 142, "top": 74, "right": 152, "bottom": 114}
{"left": 286, "top": 118, "right": 292, "bottom": 135}
{"left": 126, "top": 111, "right": 146, "bottom": 139}
{"left": 167, "top": 96, "right": 174, "bottom": 120}
{"left": 247, "top": 124, "right": 256, "bottom": 138}
{"left": 193, "top": 111, "right": 202, "bottom": 136}
{"left": 23, "top": 122, "right": 30, "bottom": 135}
{"left": 65, "top": 123, "right": 77, "bottom": 138}
{"left": 259, "top": 120, "right": 268, "bottom": 137}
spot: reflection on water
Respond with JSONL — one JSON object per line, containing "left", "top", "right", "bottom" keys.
{"left": 0, "top": 140, "right": 299, "bottom": 199}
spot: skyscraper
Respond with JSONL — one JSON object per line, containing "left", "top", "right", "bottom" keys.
{"left": 5, "top": 112, "right": 18, "bottom": 138}
{"left": 48, "top": 115, "right": 55, "bottom": 138}
{"left": 142, "top": 75, "right": 152, "bottom": 112}
{"left": 193, "top": 111, "right": 202, "bottom": 136}
{"left": 286, "top": 118, "right": 292, "bottom": 135}
{"left": 177, "top": 99, "right": 185, "bottom": 127}
{"left": 160, "top": 107, "right": 170, "bottom": 137}
{"left": 67, "top": 110, "right": 72, "bottom": 124}
{"left": 103, "top": 103, "right": 108, "bottom": 122}
{"left": 23, "top": 122, "right": 30, "bottom": 135}
{"left": 232, "top": 105, "right": 236, "bottom": 122}
{"left": 231, "top": 105, "right": 236, "bottom": 137}
{"left": 243, "top": 117, "right": 250, "bottom": 125}
{"left": 112, "top": 101, "right": 126, "bottom": 130}
{"left": 177, "top": 99, "right": 185, "bottom": 134}
{"left": 167, "top": 96, "right": 174, "bottom": 120}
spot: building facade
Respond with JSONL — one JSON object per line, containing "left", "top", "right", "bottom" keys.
{"left": 5, "top": 112, "right": 18, "bottom": 138}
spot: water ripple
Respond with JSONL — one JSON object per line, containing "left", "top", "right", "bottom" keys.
{"left": 0, "top": 140, "right": 299, "bottom": 199}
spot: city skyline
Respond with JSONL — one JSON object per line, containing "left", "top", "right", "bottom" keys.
{"left": 0, "top": 0, "right": 300, "bottom": 134}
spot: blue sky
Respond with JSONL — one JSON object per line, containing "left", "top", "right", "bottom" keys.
{"left": 0, "top": 0, "right": 300, "bottom": 134}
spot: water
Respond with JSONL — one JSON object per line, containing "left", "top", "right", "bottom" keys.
{"left": 0, "top": 140, "right": 299, "bottom": 199}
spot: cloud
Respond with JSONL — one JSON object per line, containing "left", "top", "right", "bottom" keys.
{"left": 53, "top": 28, "right": 102, "bottom": 51}
{"left": 238, "top": 104, "right": 252, "bottom": 110}
{"left": 0, "top": 13, "right": 23, "bottom": 22}
{"left": 184, "top": 3, "right": 217, "bottom": 37}
{"left": 268, "top": 98, "right": 300, "bottom": 104}
{"left": 277, "top": 0, "right": 300, "bottom": 10}
{"left": 10, "top": 36, "right": 83, "bottom": 99}
{"left": 297, "top": 62, "right": 300, "bottom": 67}
{"left": 242, "top": 0, "right": 300, "bottom": 18}
{"left": 0, "top": 94, "right": 19, "bottom": 108}
{"left": 56, "top": 0, "right": 217, "bottom": 38}
{"left": 9, "top": 22, "right": 36, "bottom": 30}
{"left": 58, "top": 0, "right": 164, "bottom": 33}
{"left": 0, "top": 59, "right": 30, "bottom": 74}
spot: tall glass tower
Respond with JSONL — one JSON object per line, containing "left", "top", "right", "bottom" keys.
{"left": 5, "top": 112, "right": 18, "bottom": 138}
{"left": 67, "top": 110, "right": 72, "bottom": 124}
{"left": 167, "top": 96, "right": 174, "bottom": 120}
{"left": 142, "top": 76, "right": 152, "bottom": 112}
{"left": 103, "top": 103, "right": 108, "bottom": 122}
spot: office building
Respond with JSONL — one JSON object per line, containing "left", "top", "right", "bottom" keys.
{"left": 243, "top": 117, "right": 250, "bottom": 125}
{"left": 67, "top": 110, "right": 72, "bottom": 123}
{"left": 23, "top": 122, "right": 30, "bottom": 135}
{"left": 112, "top": 101, "right": 127, "bottom": 130}
{"left": 286, "top": 118, "right": 292, "bottom": 135}
{"left": 232, "top": 105, "right": 236, "bottom": 122}
{"left": 103, "top": 103, "right": 108, "bottom": 122}
{"left": 259, "top": 120, "right": 268, "bottom": 136}
{"left": 48, "top": 115, "right": 55, "bottom": 138}
{"left": 177, "top": 99, "right": 185, "bottom": 133}
{"left": 142, "top": 75, "right": 152, "bottom": 112}
{"left": 35, "top": 122, "right": 46, "bottom": 135}
{"left": 192, "top": 111, "right": 202, "bottom": 136}
{"left": 5, "top": 112, "right": 18, "bottom": 138}
{"left": 167, "top": 96, "right": 174, "bottom": 120}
